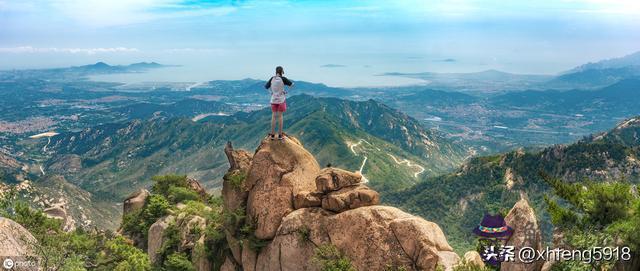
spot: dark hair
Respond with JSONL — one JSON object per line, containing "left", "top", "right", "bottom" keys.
{"left": 275, "top": 66, "right": 284, "bottom": 75}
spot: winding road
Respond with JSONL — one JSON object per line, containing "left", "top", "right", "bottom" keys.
{"left": 349, "top": 138, "right": 426, "bottom": 181}
{"left": 29, "top": 131, "right": 58, "bottom": 176}
{"left": 386, "top": 154, "right": 425, "bottom": 178}
{"left": 349, "top": 139, "right": 371, "bottom": 183}
{"left": 43, "top": 136, "right": 52, "bottom": 153}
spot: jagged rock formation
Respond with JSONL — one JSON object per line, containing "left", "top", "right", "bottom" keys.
{"left": 119, "top": 174, "right": 216, "bottom": 271}
{"left": 501, "top": 197, "right": 543, "bottom": 271}
{"left": 123, "top": 188, "right": 149, "bottom": 217}
{"left": 222, "top": 136, "right": 459, "bottom": 271}
{"left": 147, "top": 211, "right": 210, "bottom": 269}
{"left": 148, "top": 215, "right": 175, "bottom": 265}
{"left": 314, "top": 168, "right": 379, "bottom": 212}
{"left": 245, "top": 136, "right": 320, "bottom": 240}
{"left": 186, "top": 177, "right": 208, "bottom": 199}
{"left": 44, "top": 202, "right": 76, "bottom": 232}
{"left": 0, "top": 217, "right": 37, "bottom": 271}
{"left": 221, "top": 141, "right": 253, "bottom": 265}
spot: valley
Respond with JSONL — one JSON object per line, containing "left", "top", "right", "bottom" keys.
{"left": 1, "top": 52, "right": 639, "bottom": 252}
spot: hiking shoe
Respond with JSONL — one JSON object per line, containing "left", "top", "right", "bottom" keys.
{"left": 278, "top": 134, "right": 285, "bottom": 140}
{"left": 268, "top": 133, "right": 275, "bottom": 140}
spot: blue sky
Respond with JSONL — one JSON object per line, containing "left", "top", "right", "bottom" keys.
{"left": 1, "top": 0, "right": 639, "bottom": 86}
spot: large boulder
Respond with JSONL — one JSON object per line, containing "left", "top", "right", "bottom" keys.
{"left": 148, "top": 215, "right": 175, "bottom": 265}
{"left": 177, "top": 215, "right": 206, "bottom": 251}
{"left": 437, "top": 251, "right": 461, "bottom": 271}
{"left": 294, "top": 191, "right": 323, "bottom": 209}
{"left": 501, "top": 198, "right": 543, "bottom": 271}
{"left": 123, "top": 188, "right": 149, "bottom": 217}
{"left": 43, "top": 203, "right": 76, "bottom": 232}
{"left": 0, "top": 217, "right": 37, "bottom": 271}
{"left": 220, "top": 138, "right": 460, "bottom": 271}
{"left": 315, "top": 167, "right": 363, "bottom": 193}
{"left": 253, "top": 206, "right": 457, "bottom": 271}
{"left": 245, "top": 137, "right": 320, "bottom": 239}
{"left": 327, "top": 206, "right": 456, "bottom": 271}
{"left": 186, "top": 177, "right": 208, "bottom": 200}
{"left": 321, "top": 184, "right": 379, "bottom": 213}
{"left": 255, "top": 208, "right": 332, "bottom": 271}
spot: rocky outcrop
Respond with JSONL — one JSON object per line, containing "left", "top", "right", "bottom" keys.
{"left": 294, "top": 191, "right": 323, "bottom": 209}
{"left": 501, "top": 197, "right": 543, "bottom": 271}
{"left": 245, "top": 137, "right": 320, "bottom": 239}
{"left": 222, "top": 141, "right": 253, "bottom": 265}
{"left": 253, "top": 206, "right": 458, "bottom": 271}
{"left": 186, "top": 177, "right": 208, "bottom": 200}
{"left": 0, "top": 217, "right": 37, "bottom": 270}
{"left": 221, "top": 136, "right": 459, "bottom": 271}
{"left": 148, "top": 215, "right": 175, "bottom": 265}
{"left": 315, "top": 167, "right": 363, "bottom": 193}
{"left": 224, "top": 141, "right": 253, "bottom": 172}
{"left": 221, "top": 141, "right": 252, "bottom": 213}
{"left": 44, "top": 202, "right": 76, "bottom": 232}
{"left": 321, "top": 184, "right": 379, "bottom": 212}
{"left": 178, "top": 214, "right": 207, "bottom": 250}
{"left": 147, "top": 213, "right": 212, "bottom": 270}
{"left": 293, "top": 167, "right": 380, "bottom": 212}
{"left": 123, "top": 188, "right": 149, "bottom": 217}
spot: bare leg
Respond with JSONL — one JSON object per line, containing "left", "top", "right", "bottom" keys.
{"left": 271, "top": 111, "right": 276, "bottom": 135}
{"left": 278, "top": 111, "right": 284, "bottom": 136}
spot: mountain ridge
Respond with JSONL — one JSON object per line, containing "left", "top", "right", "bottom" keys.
{"left": 387, "top": 116, "right": 640, "bottom": 252}
{"left": 17, "top": 95, "right": 468, "bottom": 228}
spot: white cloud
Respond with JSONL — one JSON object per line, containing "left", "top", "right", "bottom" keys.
{"left": 569, "top": 0, "right": 640, "bottom": 15}
{"left": 2, "top": 0, "right": 238, "bottom": 27}
{"left": 162, "top": 48, "right": 227, "bottom": 54}
{"left": 0, "top": 46, "right": 139, "bottom": 54}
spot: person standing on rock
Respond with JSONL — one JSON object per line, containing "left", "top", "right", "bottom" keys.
{"left": 265, "top": 66, "right": 294, "bottom": 140}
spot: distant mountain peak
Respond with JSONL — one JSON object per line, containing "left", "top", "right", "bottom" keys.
{"left": 564, "top": 51, "right": 640, "bottom": 74}
{"left": 88, "top": 62, "right": 111, "bottom": 68}
{"left": 477, "top": 69, "right": 510, "bottom": 75}
{"left": 127, "top": 62, "right": 164, "bottom": 68}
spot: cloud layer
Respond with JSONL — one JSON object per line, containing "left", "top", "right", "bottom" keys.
{"left": 0, "top": 46, "right": 139, "bottom": 54}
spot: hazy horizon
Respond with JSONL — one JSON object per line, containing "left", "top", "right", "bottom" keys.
{"left": 2, "top": 0, "right": 640, "bottom": 87}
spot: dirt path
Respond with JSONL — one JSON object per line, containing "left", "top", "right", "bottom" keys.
{"left": 387, "top": 154, "right": 425, "bottom": 178}
{"left": 349, "top": 139, "right": 371, "bottom": 183}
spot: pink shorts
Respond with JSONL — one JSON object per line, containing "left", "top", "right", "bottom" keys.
{"left": 271, "top": 102, "right": 287, "bottom": 112}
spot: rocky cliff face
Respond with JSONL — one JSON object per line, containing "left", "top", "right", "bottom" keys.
{"left": 0, "top": 217, "right": 37, "bottom": 271}
{"left": 221, "top": 136, "right": 460, "bottom": 271}
{"left": 501, "top": 196, "right": 543, "bottom": 271}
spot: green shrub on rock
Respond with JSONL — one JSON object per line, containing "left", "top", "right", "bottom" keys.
{"left": 167, "top": 186, "right": 201, "bottom": 204}
{"left": 163, "top": 252, "right": 195, "bottom": 271}
{"left": 151, "top": 175, "right": 190, "bottom": 197}
{"left": 312, "top": 243, "right": 356, "bottom": 271}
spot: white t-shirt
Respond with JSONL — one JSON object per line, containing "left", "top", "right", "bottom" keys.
{"left": 265, "top": 76, "right": 293, "bottom": 104}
